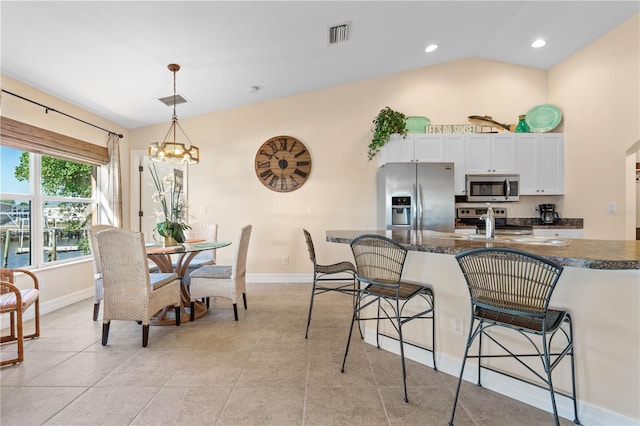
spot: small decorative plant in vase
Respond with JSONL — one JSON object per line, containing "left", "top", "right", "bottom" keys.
{"left": 368, "top": 106, "right": 407, "bottom": 160}
{"left": 149, "top": 161, "right": 190, "bottom": 245}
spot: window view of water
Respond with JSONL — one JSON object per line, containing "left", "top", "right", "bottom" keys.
{"left": 1, "top": 235, "right": 88, "bottom": 268}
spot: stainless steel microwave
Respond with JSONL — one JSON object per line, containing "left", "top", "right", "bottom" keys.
{"left": 465, "top": 174, "right": 520, "bottom": 202}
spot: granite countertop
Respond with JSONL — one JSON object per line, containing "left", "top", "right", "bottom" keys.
{"left": 326, "top": 229, "right": 640, "bottom": 270}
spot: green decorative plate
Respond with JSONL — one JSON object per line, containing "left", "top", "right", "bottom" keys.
{"left": 404, "top": 116, "right": 431, "bottom": 133}
{"left": 525, "top": 104, "right": 562, "bottom": 132}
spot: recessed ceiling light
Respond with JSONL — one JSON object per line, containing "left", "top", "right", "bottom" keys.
{"left": 531, "top": 39, "right": 546, "bottom": 48}
{"left": 425, "top": 44, "right": 438, "bottom": 53}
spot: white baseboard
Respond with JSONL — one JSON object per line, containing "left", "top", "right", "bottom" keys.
{"left": 364, "top": 329, "right": 637, "bottom": 426}
{"left": 4, "top": 287, "right": 94, "bottom": 324}
{"left": 247, "top": 273, "right": 311, "bottom": 283}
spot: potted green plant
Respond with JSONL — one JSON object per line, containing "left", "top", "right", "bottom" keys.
{"left": 368, "top": 106, "right": 407, "bottom": 160}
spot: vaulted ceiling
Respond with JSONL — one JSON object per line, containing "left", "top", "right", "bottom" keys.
{"left": 2, "top": 1, "right": 638, "bottom": 129}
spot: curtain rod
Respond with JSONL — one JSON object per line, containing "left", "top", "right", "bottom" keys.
{"left": 1, "top": 89, "right": 124, "bottom": 139}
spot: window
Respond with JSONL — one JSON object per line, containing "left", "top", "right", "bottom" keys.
{"left": 1, "top": 146, "right": 98, "bottom": 268}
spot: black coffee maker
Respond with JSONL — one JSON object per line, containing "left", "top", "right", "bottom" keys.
{"left": 539, "top": 204, "right": 560, "bottom": 224}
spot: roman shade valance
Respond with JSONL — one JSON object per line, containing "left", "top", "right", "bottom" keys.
{"left": 0, "top": 116, "right": 109, "bottom": 166}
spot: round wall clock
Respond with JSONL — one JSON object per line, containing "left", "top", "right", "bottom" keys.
{"left": 254, "top": 135, "right": 312, "bottom": 192}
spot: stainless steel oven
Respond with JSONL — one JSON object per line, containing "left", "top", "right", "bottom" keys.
{"left": 465, "top": 174, "right": 520, "bottom": 202}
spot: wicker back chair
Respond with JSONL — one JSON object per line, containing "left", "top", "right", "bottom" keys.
{"left": 189, "top": 224, "right": 252, "bottom": 321}
{"left": 88, "top": 224, "right": 116, "bottom": 321}
{"left": 303, "top": 229, "right": 356, "bottom": 338}
{"left": 342, "top": 234, "right": 436, "bottom": 403}
{"left": 449, "top": 248, "right": 579, "bottom": 426}
{"left": 174, "top": 222, "right": 218, "bottom": 286}
{"left": 96, "top": 228, "right": 181, "bottom": 347}
{"left": 0, "top": 268, "right": 40, "bottom": 365}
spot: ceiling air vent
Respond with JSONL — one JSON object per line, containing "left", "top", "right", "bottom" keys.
{"left": 328, "top": 22, "right": 350, "bottom": 44}
{"left": 158, "top": 94, "right": 188, "bottom": 107}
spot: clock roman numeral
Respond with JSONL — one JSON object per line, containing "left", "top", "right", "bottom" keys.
{"left": 278, "top": 137, "right": 288, "bottom": 151}
{"left": 259, "top": 149, "right": 274, "bottom": 160}
{"left": 267, "top": 141, "right": 278, "bottom": 154}
{"left": 260, "top": 169, "right": 273, "bottom": 180}
{"left": 296, "top": 161, "right": 310, "bottom": 167}
{"left": 257, "top": 161, "right": 270, "bottom": 169}
{"left": 288, "top": 140, "right": 297, "bottom": 152}
{"left": 289, "top": 175, "right": 300, "bottom": 187}
{"left": 294, "top": 168, "right": 308, "bottom": 178}
{"left": 280, "top": 177, "right": 288, "bottom": 191}
{"left": 268, "top": 175, "right": 279, "bottom": 188}
{"left": 294, "top": 149, "right": 307, "bottom": 158}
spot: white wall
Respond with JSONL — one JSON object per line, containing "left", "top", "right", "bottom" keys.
{"left": 128, "top": 58, "right": 549, "bottom": 273}
{"left": 549, "top": 13, "right": 639, "bottom": 240}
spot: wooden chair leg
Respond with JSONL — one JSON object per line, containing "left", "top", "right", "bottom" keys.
{"left": 190, "top": 302, "right": 196, "bottom": 321}
{"left": 233, "top": 303, "right": 238, "bottom": 321}
{"left": 175, "top": 306, "right": 181, "bottom": 326}
{"left": 142, "top": 325, "right": 149, "bottom": 347}
{"left": 102, "top": 322, "right": 110, "bottom": 346}
{"left": 16, "top": 307, "right": 24, "bottom": 364}
{"left": 242, "top": 293, "right": 247, "bottom": 309}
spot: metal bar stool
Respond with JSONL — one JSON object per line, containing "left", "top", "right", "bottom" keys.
{"left": 303, "top": 229, "right": 357, "bottom": 338}
{"left": 342, "top": 234, "right": 436, "bottom": 403}
{"left": 449, "top": 247, "right": 580, "bottom": 426}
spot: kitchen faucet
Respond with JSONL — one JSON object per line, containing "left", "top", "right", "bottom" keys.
{"left": 479, "top": 203, "right": 495, "bottom": 239}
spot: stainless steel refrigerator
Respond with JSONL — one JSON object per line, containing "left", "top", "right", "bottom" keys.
{"left": 377, "top": 162, "right": 455, "bottom": 232}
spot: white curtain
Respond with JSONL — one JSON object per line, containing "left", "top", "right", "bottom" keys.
{"left": 106, "top": 134, "right": 122, "bottom": 227}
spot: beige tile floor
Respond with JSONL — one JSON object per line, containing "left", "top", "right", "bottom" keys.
{"left": 1, "top": 282, "right": 570, "bottom": 425}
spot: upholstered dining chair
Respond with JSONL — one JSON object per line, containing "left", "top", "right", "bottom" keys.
{"left": 303, "top": 228, "right": 357, "bottom": 338}
{"left": 88, "top": 224, "right": 116, "bottom": 321}
{"left": 449, "top": 247, "right": 579, "bottom": 426}
{"left": 96, "top": 228, "right": 181, "bottom": 347}
{"left": 174, "top": 222, "right": 218, "bottom": 286}
{"left": 189, "top": 224, "right": 252, "bottom": 321}
{"left": 342, "top": 234, "right": 436, "bottom": 404}
{"left": 0, "top": 268, "right": 40, "bottom": 366}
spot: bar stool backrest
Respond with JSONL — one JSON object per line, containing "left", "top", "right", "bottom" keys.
{"left": 455, "top": 248, "right": 563, "bottom": 318}
{"left": 350, "top": 234, "right": 407, "bottom": 286}
{"left": 303, "top": 229, "right": 317, "bottom": 267}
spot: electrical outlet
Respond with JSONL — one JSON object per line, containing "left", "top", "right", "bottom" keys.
{"left": 282, "top": 256, "right": 289, "bottom": 265}
{"left": 452, "top": 317, "right": 464, "bottom": 335}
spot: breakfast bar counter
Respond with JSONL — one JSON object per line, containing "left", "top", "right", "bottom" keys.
{"left": 326, "top": 229, "right": 640, "bottom": 270}
{"left": 325, "top": 229, "right": 640, "bottom": 424}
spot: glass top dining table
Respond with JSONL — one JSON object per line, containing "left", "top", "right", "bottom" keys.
{"left": 146, "top": 240, "right": 232, "bottom": 324}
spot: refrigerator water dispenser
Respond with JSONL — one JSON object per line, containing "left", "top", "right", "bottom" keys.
{"left": 391, "top": 196, "right": 411, "bottom": 226}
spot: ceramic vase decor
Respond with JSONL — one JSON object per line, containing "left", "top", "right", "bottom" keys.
{"left": 164, "top": 235, "right": 178, "bottom": 247}
{"left": 514, "top": 115, "right": 530, "bottom": 133}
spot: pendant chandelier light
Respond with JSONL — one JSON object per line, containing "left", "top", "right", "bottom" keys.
{"left": 148, "top": 64, "right": 199, "bottom": 164}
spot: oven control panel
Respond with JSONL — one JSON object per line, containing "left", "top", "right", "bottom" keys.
{"left": 457, "top": 207, "right": 507, "bottom": 219}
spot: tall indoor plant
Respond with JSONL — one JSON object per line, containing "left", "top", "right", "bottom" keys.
{"left": 149, "top": 162, "right": 190, "bottom": 245}
{"left": 368, "top": 106, "right": 407, "bottom": 160}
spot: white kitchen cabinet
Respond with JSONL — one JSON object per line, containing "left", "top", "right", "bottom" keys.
{"left": 444, "top": 134, "right": 467, "bottom": 195}
{"left": 517, "top": 133, "right": 564, "bottom": 195}
{"left": 378, "top": 134, "right": 445, "bottom": 165}
{"left": 414, "top": 134, "right": 446, "bottom": 162}
{"left": 465, "top": 133, "right": 517, "bottom": 174}
{"left": 533, "top": 228, "right": 583, "bottom": 239}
